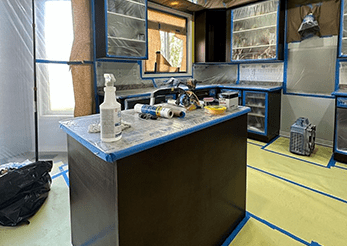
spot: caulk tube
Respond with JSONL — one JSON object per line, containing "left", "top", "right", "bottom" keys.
{"left": 134, "top": 104, "right": 173, "bottom": 119}
{"left": 100, "top": 74, "right": 122, "bottom": 142}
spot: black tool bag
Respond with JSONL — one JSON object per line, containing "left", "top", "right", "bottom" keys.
{"left": 0, "top": 161, "right": 52, "bottom": 226}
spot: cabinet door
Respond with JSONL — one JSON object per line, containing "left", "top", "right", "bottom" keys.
{"left": 231, "top": 0, "right": 280, "bottom": 61}
{"left": 95, "top": 0, "right": 148, "bottom": 59}
{"left": 243, "top": 91, "right": 267, "bottom": 135}
{"left": 335, "top": 97, "right": 347, "bottom": 154}
{"left": 340, "top": 1, "right": 347, "bottom": 57}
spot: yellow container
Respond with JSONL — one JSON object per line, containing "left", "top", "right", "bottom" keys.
{"left": 204, "top": 106, "right": 227, "bottom": 115}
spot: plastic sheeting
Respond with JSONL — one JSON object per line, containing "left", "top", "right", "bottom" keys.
{"left": 342, "top": 0, "right": 347, "bottom": 55}
{"left": 286, "top": 36, "right": 337, "bottom": 95}
{"left": 339, "top": 62, "right": 347, "bottom": 89}
{"left": 107, "top": 0, "right": 146, "bottom": 57}
{"left": 59, "top": 107, "right": 250, "bottom": 162}
{"left": 232, "top": 0, "right": 278, "bottom": 60}
{"left": 193, "top": 64, "right": 238, "bottom": 85}
{"left": 0, "top": 0, "right": 34, "bottom": 162}
{"left": 336, "top": 107, "right": 347, "bottom": 153}
{"left": 96, "top": 62, "right": 154, "bottom": 91}
{"left": 239, "top": 63, "right": 283, "bottom": 82}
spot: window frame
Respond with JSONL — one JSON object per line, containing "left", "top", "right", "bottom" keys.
{"left": 141, "top": 2, "right": 193, "bottom": 78}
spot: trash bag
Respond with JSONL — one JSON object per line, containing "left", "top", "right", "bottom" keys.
{"left": 0, "top": 161, "right": 53, "bottom": 226}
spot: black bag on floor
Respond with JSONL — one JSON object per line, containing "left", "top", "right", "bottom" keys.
{"left": 0, "top": 161, "right": 52, "bottom": 226}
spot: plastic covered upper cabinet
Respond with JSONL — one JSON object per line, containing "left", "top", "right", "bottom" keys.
{"left": 231, "top": 0, "right": 284, "bottom": 61}
{"left": 93, "top": 0, "right": 148, "bottom": 59}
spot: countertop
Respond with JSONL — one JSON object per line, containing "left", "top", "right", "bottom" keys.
{"left": 59, "top": 106, "right": 250, "bottom": 163}
{"left": 332, "top": 89, "right": 347, "bottom": 97}
{"left": 98, "top": 84, "right": 283, "bottom": 99}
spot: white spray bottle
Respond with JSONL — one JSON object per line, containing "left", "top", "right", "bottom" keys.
{"left": 100, "top": 73, "right": 122, "bottom": 142}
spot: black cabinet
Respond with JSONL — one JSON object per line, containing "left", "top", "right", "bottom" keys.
{"left": 194, "top": 9, "right": 231, "bottom": 63}
{"left": 243, "top": 90, "right": 281, "bottom": 142}
{"left": 334, "top": 97, "right": 347, "bottom": 163}
{"left": 93, "top": 0, "right": 148, "bottom": 59}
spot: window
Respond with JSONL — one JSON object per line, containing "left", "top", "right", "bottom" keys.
{"left": 37, "top": 0, "right": 75, "bottom": 115}
{"left": 142, "top": 3, "right": 192, "bottom": 77}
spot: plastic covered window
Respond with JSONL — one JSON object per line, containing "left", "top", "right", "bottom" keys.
{"left": 144, "top": 8, "right": 188, "bottom": 74}
{"left": 36, "top": 0, "right": 74, "bottom": 115}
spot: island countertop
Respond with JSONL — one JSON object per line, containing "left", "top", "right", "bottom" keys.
{"left": 59, "top": 106, "right": 250, "bottom": 163}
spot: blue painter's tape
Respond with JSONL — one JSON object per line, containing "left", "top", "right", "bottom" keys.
{"left": 248, "top": 165, "right": 347, "bottom": 204}
{"left": 261, "top": 135, "right": 279, "bottom": 149}
{"left": 220, "top": 214, "right": 250, "bottom": 246}
{"left": 51, "top": 170, "right": 68, "bottom": 180}
{"left": 335, "top": 165, "right": 347, "bottom": 171}
{"left": 327, "top": 155, "right": 336, "bottom": 168}
{"left": 59, "top": 165, "right": 69, "bottom": 187}
{"left": 262, "top": 148, "right": 328, "bottom": 168}
{"left": 283, "top": 92, "right": 334, "bottom": 99}
{"left": 248, "top": 212, "right": 311, "bottom": 245}
{"left": 310, "top": 241, "right": 322, "bottom": 246}
{"left": 248, "top": 141, "right": 264, "bottom": 147}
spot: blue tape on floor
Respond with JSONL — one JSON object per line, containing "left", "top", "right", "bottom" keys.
{"left": 335, "top": 165, "right": 347, "bottom": 171}
{"left": 261, "top": 136, "right": 280, "bottom": 149}
{"left": 248, "top": 165, "right": 347, "bottom": 204}
{"left": 51, "top": 170, "right": 68, "bottom": 180}
{"left": 221, "top": 214, "right": 250, "bottom": 246}
{"left": 262, "top": 149, "right": 328, "bottom": 168}
{"left": 59, "top": 164, "right": 69, "bottom": 187}
{"left": 310, "top": 241, "right": 322, "bottom": 246}
{"left": 248, "top": 141, "right": 264, "bottom": 147}
{"left": 327, "top": 155, "right": 336, "bottom": 168}
{"left": 248, "top": 212, "right": 311, "bottom": 245}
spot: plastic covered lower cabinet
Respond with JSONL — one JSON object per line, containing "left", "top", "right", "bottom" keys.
{"left": 243, "top": 90, "right": 281, "bottom": 142}
{"left": 334, "top": 97, "right": 347, "bottom": 163}
{"left": 231, "top": 0, "right": 284, "bottom": 61}
{"left": 94, "top": 0, "right": 148, "bottom": 59}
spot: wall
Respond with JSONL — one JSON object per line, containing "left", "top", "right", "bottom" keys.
{"left": 0, "top": 1, "right": 34, "bottom": 162}
{"left": 280, "top": 36, "right": 337, "bottom": 146}
{"left": 280, "top": 95, "right": 335, "bottom": 146}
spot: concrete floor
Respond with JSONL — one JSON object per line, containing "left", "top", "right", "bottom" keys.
{"left": 1, "top": 138, "right": 347, "bottom": 246}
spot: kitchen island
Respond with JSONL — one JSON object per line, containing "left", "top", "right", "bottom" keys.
{"left": 60, "top": 106, "right": 250, "bottom": 246}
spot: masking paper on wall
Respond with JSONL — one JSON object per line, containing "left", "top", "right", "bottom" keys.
{"left": 239, "top": 63, "right": 283, "bottom": 82}
{"left": 286, "top": 36, "right": 337, "bottom": 95}
{"left": 193, "top": 64, "right": 238, "bottom": 85}
{"left": 96, "top": 62, "right": 154, "bottom": 90}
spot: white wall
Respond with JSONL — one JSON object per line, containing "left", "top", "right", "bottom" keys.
{"left": 280, "top": 94, "right": 335, "bottom": 146}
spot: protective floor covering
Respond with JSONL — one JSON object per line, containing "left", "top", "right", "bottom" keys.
{"left": 1, "top": 138, "right": 347, "bottom": 246}
{"left": 228, "top": 137, "right": 347, "bottom": 246}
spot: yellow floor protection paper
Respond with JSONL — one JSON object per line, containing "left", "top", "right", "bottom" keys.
{"left": 1, "top": 161, "right": 71, "bottom": 246}
{"left": 247, "top": 138, "right": 266, "bottom": 147}
{"left": 229, "top": 217, "right": 303, "bottom": 246}
{"left": 263, "top": 137, "right": 332, "bottom": 167}
{"left": 247, "top": 143, "right": 347, "bottom": 203}
{"left": 247, "top": 167, "right": 347, "bottom": 246}
{"left": 335, "top": 161, "right": 347, "bottom": 170}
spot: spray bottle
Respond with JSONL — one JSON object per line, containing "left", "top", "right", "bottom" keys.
{"left": 100, "top": 73, "right": 122, "bottom": 142}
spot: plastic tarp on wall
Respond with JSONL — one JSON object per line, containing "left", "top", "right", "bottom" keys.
{"left": 193, "top": 64, "right": 238, "bottom": 85}
{"left": 239, "top": 63, "right": 283, "bottom": 82}
{"left": 286, "top": 36, "right": 337, "bottom": 95}
{"left": 96, "top": 62, "right": 154, "bottom": 90}
{"left": 0, "top": 0, "right": 34, "bottom": 163}
{"left": 339, "top": 62, "right": 347, "bottom": 89}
